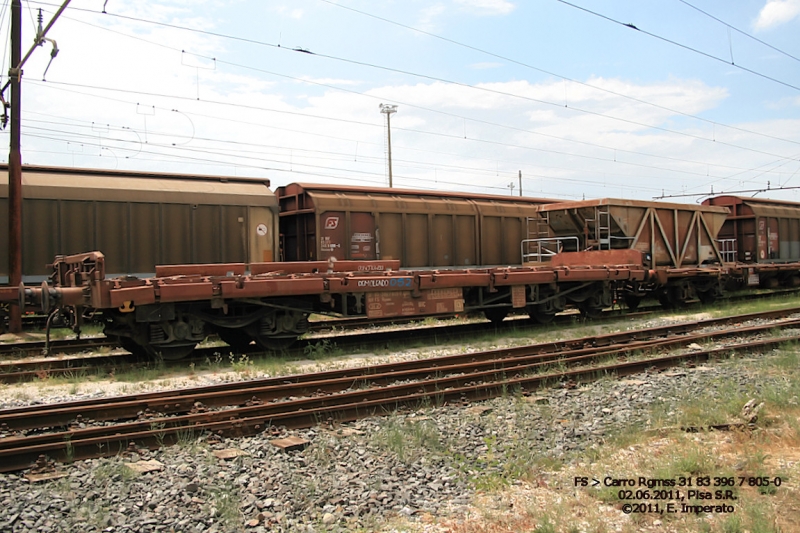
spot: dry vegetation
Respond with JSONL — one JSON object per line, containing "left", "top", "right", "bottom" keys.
{"left": 387, "top": 347, "right": 800, "bottom": 533}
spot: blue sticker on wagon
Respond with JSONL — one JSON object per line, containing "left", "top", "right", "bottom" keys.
{"left": 357, "top": 278, "right": 412, "bottom": 288}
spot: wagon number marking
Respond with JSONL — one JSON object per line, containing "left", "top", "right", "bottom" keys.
{"left": 357, "top": 278, "right": 412, "bottom": 288}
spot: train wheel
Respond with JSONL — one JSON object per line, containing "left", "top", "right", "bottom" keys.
{"left": 483, "top": 308, "right": 509, "bottom": 325}
{"left": 623, "top": 295, "right": 641, "bottom": 311}
{"left": 760, "top": 277, "right": 780, "bottom": 289}
{"left": 579, "top": 304, "right": 604, "bottom": 319}
{"left": 529, "top": 310, "right": 556, "bottom": 324}
{"left": 254, "top": 335, "right": 296, "bottom": 352}
{"left": 147, "top": 344, "right": 197, "bottom": 361}
{"left": 657, "top": 290, "right": 678, "bottom": 310}
{"left": 217, "top": 328, "right": 253, "bottom": 350}
{"left": 697, "top": 290, "right": 717, "bottom": 305}
{"left": 118, "top": 337, "right": 148, "bottom": 358}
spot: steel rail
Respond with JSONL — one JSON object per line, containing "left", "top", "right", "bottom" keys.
{"left": 3, "top": 316, "right": 798, "bottom": 438}
{"left": 1, "top": 293, "right": 796, "bottom": 384}
{"left": 0, "top": 331, "right": 795, "bottom": 473}
{"left": 0, "top": 308, "right": 623, "bottom": 383}
{"left": 1, "top": 309, "right": 798, "bottom": 470}
{"left": 2, "top": 306, "right": 798, "bottom": 426}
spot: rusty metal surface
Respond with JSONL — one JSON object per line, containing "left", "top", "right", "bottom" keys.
{"left": 277, "top": 183, "right": 553, "bottom": 267}
{"left": 549, "top": 249, "right": 643, "bottom": 267}
{"left": 3, "top": 306, "right": 797, "bottom": 428}
{"left": 0, "top": 286, "right": 17, "bottom": 303}
{"left": 705, "top": 195, "right": 800, "bottom": 264}
{"left": 277, "top": 182, "right": 557, "bottom": 205}
{"left": 31, "top": 253, "right": 653, "bottom": 315}
{"left": 1, "top": 312, "right": 797, "bottom": 472}
{"left": 365, "top": 288, "right": 465, "bottom": 318}
{"left": 250, "top": 260, "right": 400, "bottom": 275}
{"left": 538, "top": 198, "right": 728, "bottom": 268}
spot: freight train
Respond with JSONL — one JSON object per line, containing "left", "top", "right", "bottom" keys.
{"left": 7, "top": 165, "right": 800, "bottom": 358}
{"left": 0, "top": 165, "right": 552, "bottom": 334}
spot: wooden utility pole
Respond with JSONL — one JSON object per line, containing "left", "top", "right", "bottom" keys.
{"left": 7, "top": 0, "right": 22, "bottom": 333}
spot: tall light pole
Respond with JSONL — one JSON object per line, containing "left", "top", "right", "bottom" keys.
{"left": 379, "top": 103, "right": 397, "bottom": 188}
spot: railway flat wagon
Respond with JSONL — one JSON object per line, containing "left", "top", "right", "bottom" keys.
{"left": 277, "top": 183, "right": 555, "bottom": 268}
{"left": 0, "top": 165, "right": 280, "bottom": 282}
{"left": 527, "top": 198, "right": 730, "bottom": 309}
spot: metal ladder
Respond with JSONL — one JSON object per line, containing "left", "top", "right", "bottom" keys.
{"left": 524, "top": 213, "right": 551, "bottom": 262}
{"left": 582, "top": 206, "right": 612, "bottom": 250}
{"left": 596, "top": 206, "right": 611, "bottom": 250}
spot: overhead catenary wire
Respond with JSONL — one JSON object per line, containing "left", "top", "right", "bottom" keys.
{"left": 22, "top": 111, "right": 729, "bottom": 192}
{"left": 21, "top": 128, "right": 589, "bottom": 195}
{"left": 19, "top": 120, "right": 657, "bottom": 194}
{"left": 28, "top": 78, "right": 767, "bottom": 184}
{"left": 29, "top": 2, "right": 800, "bottom": 156}
{"left": 676, "top": 0, "right": 800, "bottom": 65}
{"left": 10, "top": 2, "right": 799, "bottom": 197}
{"left": 554, "top": 0, "right": 800, "bottom": 92}
{"left": 317, "top": 0, "right": 800, "bottom": 149}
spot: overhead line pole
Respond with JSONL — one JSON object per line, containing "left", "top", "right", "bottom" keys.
{"left": 5, "top": 0, "right": 70, "bottom": 333}
{"left": 7, "top": 0, "right": 23, "bottom": 333}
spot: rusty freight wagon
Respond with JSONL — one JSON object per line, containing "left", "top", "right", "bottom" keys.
{"left": 703, "top": 195, "right": 800, "bottom": 288}
{"left": 277, "top": 183, "right": 556, "bottom": 268}
{"left": 527, "top": 198, "right": 730, "bottom": 311}
{"left": 0, "top": 165, "right": 280, "bottom": 283}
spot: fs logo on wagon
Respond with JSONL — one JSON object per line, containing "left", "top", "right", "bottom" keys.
{"left": 324, "top": 217, "right": 340, "bottom": 229}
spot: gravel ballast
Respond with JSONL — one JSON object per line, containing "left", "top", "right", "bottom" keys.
{"left": 0, "top": 348, "right": 785, "bottom": 533}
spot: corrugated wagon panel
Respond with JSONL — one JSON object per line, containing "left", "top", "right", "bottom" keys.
{"left": 377, "top": 212, "right": 403, "bottom": 262}
{"left": 129, "top": 203, "right": 160, "bottom": 274}
{"left": 194, "top": 205, "right": 222, "bottom": 264}
{"left": 60, "top": 200, "right": 95, "bottom": 258}
{"left": 405, "top": 214, "right": 429, "bottom": 267}
{"left": 96, "top": 202, "right": 129, "bottom": 275}
{"left": 432, "top": 215, "right": 454, "bottom": 266}
{"left": 454, "top": 215, "right": 476, "bottom": 266}
{"left": 503, "top": 218, "right": 522, "bottom": 264}
{"left": 276, "top": 183, "right": 553, "bottom": 268}
{"left": 481, "top": 216, "right": 502, "bottom": 265}
{"left": 23, "top": 199, "right": 59, "bottom": 278}
{"left": 221, "top": 206, "right": 248, "bottom": 263}
{"left": 162, "top": 204, "right": 192, "bottom": 265}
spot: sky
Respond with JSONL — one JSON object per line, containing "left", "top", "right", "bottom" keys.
{"left": 1, "top": 0, "right": 799, "bottom": 201}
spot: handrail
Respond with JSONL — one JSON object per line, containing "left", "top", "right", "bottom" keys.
{"left": 717, "top": 238, "right": 737, "bottom": 263}
{"left": 521, "top": 237, "right": 580, "bottom": 263}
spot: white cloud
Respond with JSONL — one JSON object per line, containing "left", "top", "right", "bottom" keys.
{"left": 296, "top": 77, "right": 363, "bottom": 87}
{"left": 275, "top": 6, "right": 304, "bottom": 19}
{"left": 10, "top": 2, "right": 799, "bottom": 200}
{"left": 417, "top": 4, "right": 447, "bottom": 32}
{"left": 754, "top": 0, "right": 800, "bottom": 30}
{"left": 454, "top": 0, "right": 515, "bottom": 16}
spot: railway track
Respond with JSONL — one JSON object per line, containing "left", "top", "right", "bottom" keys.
{"left": 0, "top": 312, "right": 460, "bottom": 358}
{"left": 0, "top": 307, "right": 798, "bottom": 472}
{"left": 0, "top": 310, "right": 612, "bottom": 384}
{"left": 4, "top": 284, "right": 798, "bottom": 356}
{"left": 1, "top": 287, "right": 798, "bottom": 383}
